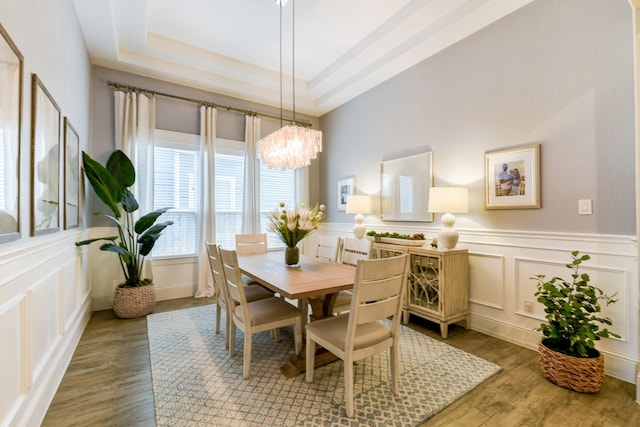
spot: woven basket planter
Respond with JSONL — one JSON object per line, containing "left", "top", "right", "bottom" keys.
{"left": 112, "top": 283, "right": 157, "bottom": 319}
{"left": 538, "top": 340, "right": 604, "bottom": 393}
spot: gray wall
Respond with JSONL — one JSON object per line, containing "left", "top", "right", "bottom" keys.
{"left": 1, "top": 0, "right": 91, "bottom": 237}
{"left": 88, "top": 66, "right": 321, "bottom": 226}
{"left": 319, "top": 0, "right": 635, "bottom": 235}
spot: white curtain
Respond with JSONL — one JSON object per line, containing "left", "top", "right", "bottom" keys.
{"left": 295, "top": 166, "right": 310, "bottom": 206}
{"left": 114, "top": 90, "right": 156, "bottom": 280}
{"left": 195, "top": 105, "right": 217, "bottom": 298}
{"left": 241, "top": 114, "right": 261, "bottom": 233}
{"left": 0, "top": 61, "right": 20, "bottom": 231}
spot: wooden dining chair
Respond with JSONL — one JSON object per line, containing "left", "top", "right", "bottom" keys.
{"left": 218, "top": 247, "right": 302, "bottom": 379}
{"left": 315, "top": 235, "right": 343, "bottom": 262}
{"left": 332, "top": 237, "right": 373, "bottom": 314}
{"left": 305, "top": 254, "right": 410, "bottom": 418}
{"left": 235, "top": 233, "right": 268, "bottom": 254}
{"left": 205, "top": 242, "right": 273, "bottom": 347}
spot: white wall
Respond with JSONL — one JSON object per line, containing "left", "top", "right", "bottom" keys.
{"left": 0, "top": 1, "right": 92, "bottom": 426}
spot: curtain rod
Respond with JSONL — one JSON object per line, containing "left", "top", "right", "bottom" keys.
{"left": 106, "top": 80, "right": 312, "bottom": 127}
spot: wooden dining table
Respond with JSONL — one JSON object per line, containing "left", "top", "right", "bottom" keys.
{"left": 237, "top": 251, "right": 356, "bottom": 377}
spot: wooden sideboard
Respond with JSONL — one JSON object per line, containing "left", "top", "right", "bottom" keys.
{"left": 370, "top": 241, "right": 469, "bottom": 339}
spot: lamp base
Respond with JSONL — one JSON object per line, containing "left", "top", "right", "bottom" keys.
{"left": 438, "top": 228, "right": 459, "bottom": 250}
{"left": 352, "top": 213, "right": 366, "bottom": 239}
{"left": 353, "top": 224, "right": 366, "bottom": 239}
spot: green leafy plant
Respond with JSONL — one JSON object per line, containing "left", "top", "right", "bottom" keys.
{"left": 532, "top": 251, "right": 620, "bottom": 358}
{"left": 75, "top": 150, "right": 173, "bottom": 287}
{"left": 366, "top": 230, "right": 426, "bottom": 240}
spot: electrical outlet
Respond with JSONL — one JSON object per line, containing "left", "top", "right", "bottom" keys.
{"left": 524, "top": 301, "right": 534, "bottom": 313}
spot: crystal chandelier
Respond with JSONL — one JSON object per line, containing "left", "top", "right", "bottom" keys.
{"left": 258, "top": 0, "right": 322, "bottom": 170}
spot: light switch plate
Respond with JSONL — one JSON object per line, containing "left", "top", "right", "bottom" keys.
{"left": 578, "top": 199, "right": 592, "bottom": 215}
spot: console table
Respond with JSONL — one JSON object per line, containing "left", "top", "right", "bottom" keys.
{"left": 370, "top": 242, "right": 469, "bottom": 338}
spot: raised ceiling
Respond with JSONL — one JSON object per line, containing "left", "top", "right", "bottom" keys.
{"left": 72, "top": 0, "right": 533, "bottom": 117}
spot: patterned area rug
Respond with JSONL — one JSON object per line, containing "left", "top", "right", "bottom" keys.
{"left": 147, "top": 304, "right": 501, "bottom": 426}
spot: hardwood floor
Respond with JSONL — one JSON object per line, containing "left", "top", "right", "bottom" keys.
{"left": 42, "top": 297, "right": 640, "bottom": 427}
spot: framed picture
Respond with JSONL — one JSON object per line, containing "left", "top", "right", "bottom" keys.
{"left": 484, "top": 144, "right": 540, "bottom": 209}
{"left": 30, "top": 73, "right": 61, "bottom": 236}
{"left": 0, "top": 24, "right": 23, "bottom": 243}
{"left": 64, "top": 117, "right": 80, "bottom": 229}
{"left": 379, "top": 152, "right": 434, "bottom": 222}
{"left": 337, "top": 176, "right": 355, "bottom": 211}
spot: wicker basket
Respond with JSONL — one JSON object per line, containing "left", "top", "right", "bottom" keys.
{"left": 112, "top": 283, "right": 156, "bottom": 319}
{"left": 538, "top": 340, "right": 604, "bottom": 393}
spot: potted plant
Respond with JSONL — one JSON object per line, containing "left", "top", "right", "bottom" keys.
{"left": 531, "top": 250, "right": 620, "bottom": 393}
{"left": 267, "top": 202, "right": 325, "bottom": 267}
{"left": 76, "top": 150, "right": 173, "bottom": 318}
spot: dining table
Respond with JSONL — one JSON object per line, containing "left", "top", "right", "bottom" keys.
{"left": 237, "top": 250, "right": 356, "bottom": 377}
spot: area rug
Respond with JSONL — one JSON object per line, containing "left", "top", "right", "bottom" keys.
{"left": 147, "top": 304, "right": 501, "bottom": 426}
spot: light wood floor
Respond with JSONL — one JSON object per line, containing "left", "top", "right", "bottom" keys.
{"left": 42, "top": 297, "right": 640, "bottom": 427}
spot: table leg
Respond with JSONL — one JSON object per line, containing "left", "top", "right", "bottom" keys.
{"left": 280, "top": 293, "right": 340, "bottom": 378}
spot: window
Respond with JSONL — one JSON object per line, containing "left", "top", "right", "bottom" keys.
{"left": 153, "top": 130, "right": 200, "bottom": 258}
{"left": 152, "top": 131, "right": 297, "bottom": 258}
{"left": 259, "top": 165, "right": 294, "bottom": 249}
{"left": 214, "top": 139, "right": 296, "bottom": 250}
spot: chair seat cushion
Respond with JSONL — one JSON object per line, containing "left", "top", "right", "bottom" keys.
{"left": 333, "top": 290, "right": 352, "bottom": 307}
{"left": 245, "top": 284, "right": 274, "bottom": 302}
{"left": 306, "top": 314, "right": 391, "bottom": 351}
{"left": 235, "top": 297, "right": 301, "bottom": 326}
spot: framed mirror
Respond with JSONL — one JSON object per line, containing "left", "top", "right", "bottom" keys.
{"left": 30, "top": 73, "right": 61, "bottom": 236}
{"left": 0, "top": 24, "right": 23, "bottom": 243}
{"left": 380, "top": 152, "right": 433, "bottom": 222}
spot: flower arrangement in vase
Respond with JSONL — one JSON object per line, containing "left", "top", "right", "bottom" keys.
{"left": 268, "top": 202, "right": 325, "bottom": 267}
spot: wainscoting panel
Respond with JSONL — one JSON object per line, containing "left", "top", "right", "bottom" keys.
{"left": 0, "top": 295, "right": 25, "bottom": 425}
{"left": 468, "top": 252, "right": 505, "bottom": 309}
{"left": 315, "top": 223, "right": 639, "bottom": 384}
{"left": 0, "top": 232, "right": 91, "bottom": 427}
{"left": 515, "top": 256, "right": 630, "bottom": 341}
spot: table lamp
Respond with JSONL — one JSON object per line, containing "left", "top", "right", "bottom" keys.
{"left": 345, "top": 195, "right": 371, "bottom": 239}
{"left": 428, "top": 187, "right": 469, "bottom": 250}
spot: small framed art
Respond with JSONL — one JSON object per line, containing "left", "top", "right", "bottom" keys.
{"left": 337, "top": 176, "right": 355, "bottom": 211}
{"left": 484, "top": 144, "right": 540, "bottom": 209}
{"left": 64, "top": 117, "right": 80, "bottom": 229}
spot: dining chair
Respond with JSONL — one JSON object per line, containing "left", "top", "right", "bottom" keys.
{"left": 218, "top": 247, "right": 303, "bottom": 379}
{"left": 305, "top": 254, "right": 410, "bottom": 418}
{"left": 235, "top": 233, "right": 268, "bottom": 254}
{"left": 332, "top": 237, "right": 373, "bottom": 314}
{"left": 205, "top": 242, "right": 273, "bottom": 348}
{"left": 315, "top": 235, "right": 343, "bottom": 262}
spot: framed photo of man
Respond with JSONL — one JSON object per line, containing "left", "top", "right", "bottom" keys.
{"left": 484, "top": 144, "right": 540, "bottom": 209}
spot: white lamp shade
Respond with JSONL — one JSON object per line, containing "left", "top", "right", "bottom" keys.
{"left": 345, "top": 195, "right": 372, "bottom": 214}
{"left": 428, "top": 187, "right": 469, "bottom": 214}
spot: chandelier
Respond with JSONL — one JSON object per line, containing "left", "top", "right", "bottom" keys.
{"left": 258, "top": 0, "right": 322, "bottom": 170}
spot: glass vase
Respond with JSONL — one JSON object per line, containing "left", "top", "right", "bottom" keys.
{"left": 284, "top": 246, "right": 300, "bottom": 268}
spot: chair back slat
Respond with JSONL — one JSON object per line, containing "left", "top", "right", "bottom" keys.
{"left": 315, "top": 235, "right": 343, "bottom": 262}
{"left": 346, "top": 255, "right": 409, "bottom": 342}
{"left": 341, "top": 237, "right": 372, "bottom": 266}
{"left": 219, "top": 248, "right": 249, "bottom": 309}
{"left": 205, "top": 241, "right": 228, "bottom": 305}
{"left": 235, "top": 233, "right": 268, "bottom": 254}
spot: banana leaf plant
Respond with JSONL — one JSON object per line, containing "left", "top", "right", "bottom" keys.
{"left": 75, "top": 150, "right": 173, "bottom": 287}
